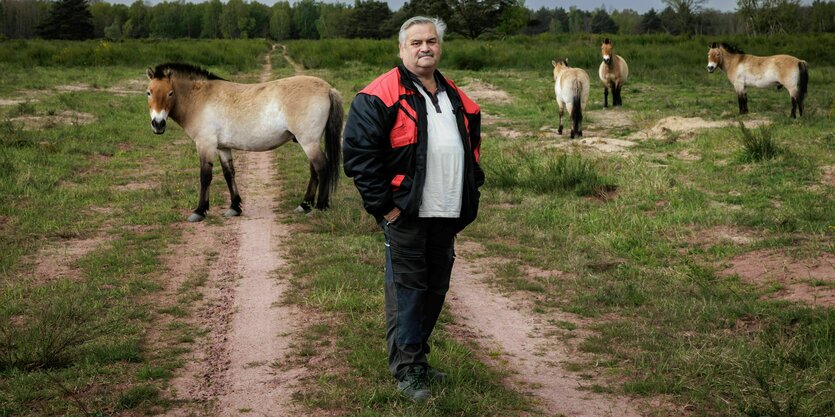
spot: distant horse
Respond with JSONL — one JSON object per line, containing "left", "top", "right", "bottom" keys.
{"left": 598, "top": 38, "right": 629, "bottom": 107}
{"left": 146, "top": 63, "right": 343, "bottom": 222}
{"left": 707, "top": 42, "right": 808, "bottom": 118}
{"left": 552, "top": 58, "right": 590, "bottom": 139}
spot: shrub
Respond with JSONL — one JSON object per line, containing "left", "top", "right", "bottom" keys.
{"left": 737, "top": 121, "right": 781, "bottom": 162}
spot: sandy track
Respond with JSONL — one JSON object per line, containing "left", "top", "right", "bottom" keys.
{"left": 449, "top": 243, "right": 643, "bottom": 417}
{"left": 164, "top": 51, "right": 303, "bottom": 417}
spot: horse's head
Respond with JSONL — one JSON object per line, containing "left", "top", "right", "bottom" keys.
{"left": 146, "top": 67, "right": 175, "bottom": 135}
{"left": 707, "top": 42, "right": 721, "bottom": 73}
{"left": 601, "top": 38, "right": 613, "bottom": 65}
{"left": 552, "top": 58, "right": 569, "bottom": 79}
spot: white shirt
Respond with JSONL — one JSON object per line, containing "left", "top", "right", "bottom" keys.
{"left": 415, "top": 85, "right": 465, "bottom": 218}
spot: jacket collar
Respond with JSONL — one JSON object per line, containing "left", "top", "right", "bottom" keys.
{"left": 397, "top": 65, "right": 449, "bottom": 94}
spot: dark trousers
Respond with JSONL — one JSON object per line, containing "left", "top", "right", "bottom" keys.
{"left": 382, "top": 216, "right": 457, "bottom": 381}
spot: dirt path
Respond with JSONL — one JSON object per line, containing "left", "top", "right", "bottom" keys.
{"left": 449, "top": 242, "right": 644, "bottom": 417}
{"left": 164, "top": 50, "right": 303, "bottom": 417}
{"left": 278, "top": 44, "right": 305, "bottom": 73}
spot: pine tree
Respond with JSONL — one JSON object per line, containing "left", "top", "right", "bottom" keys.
{"left": 37, "top": 0, "right": 94, "bottom": 40}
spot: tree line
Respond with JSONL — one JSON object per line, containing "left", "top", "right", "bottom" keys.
{"left": 1, "top": 0, "right": 833, "bottom": 41}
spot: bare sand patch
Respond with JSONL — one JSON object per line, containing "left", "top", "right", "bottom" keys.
{"left": 459, "top": 78, "right": 512, "bottom": 104}
{"left": 686, "top": 225, "right": 760, "bottom": 247}
{"left": 11, "top": 110, "right": 95, "bottom": 129}
{"left": 0, "top": 98, "right": 35, "bottom": 106}
{"left": 112, "top": 181, "right": 158, "bottom": 192}
{"left": 31, "top": 234, "right": 114, "bottom": 284}
{"left": 821, "top": 165, "right": 835, "bottom": 188}
{"left": 720, "top": 250, "right": 835, "bottom": 306}
{"left": 493, "top": 126, "right": 527, "bottom": 140}
{"left": 586, "top": 109, "right": 636, "bottom": 129}
{"left": 629, "top": 116, "right": 771, "bottom": 141}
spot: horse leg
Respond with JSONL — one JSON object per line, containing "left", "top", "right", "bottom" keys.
{"left": 614, "top": 82, "right": 623, "bottom": 106}
{"left": 557, "top": 103, "right": 565, "bottom": 135}
{"left": 791, "top": 97, "right": 798, "bottom": 118}
{"left": 603, "top": 86, "right": 609, "bottom": 108}
{"left": 568, "top": 106, "right": 576, "bottom": 139}
{"left": 189, "top": 149, "right": 215, "bottom": 222}
{"left": 218, "top": 148, "right": 242, "bottom": 217}
{"left": 737, "top": 92, "right": 748, "bottom": 115}
{"left": 295, "top": 163, "right": 318, "bottom": 213}
{"left": 298, "top": 139, "right": 330, "bottom": 211}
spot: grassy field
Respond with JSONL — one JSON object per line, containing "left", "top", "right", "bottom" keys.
{"left": 0, "top": 34, "right": 833, "bottom": 416}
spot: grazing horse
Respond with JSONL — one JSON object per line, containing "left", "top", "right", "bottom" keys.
{"left": 146, "top": 63, "right": 343, "bottom": 222}
{"left": 552, "top": 58, "right": 590, "bottom": 139}
{"left": 598, "top": 38, "right": 629, "bottom": 107}
{"left": 707, "top": 42, "right": 808, "bottom": 118}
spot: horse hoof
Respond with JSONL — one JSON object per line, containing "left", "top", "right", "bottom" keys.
{"left": 223, "top": 209, "right": 241, "bottom": 218}
{"left": 294, "top": 205, "right": 311, "bottom": 214}
{"left": 187, "top": 213, "right": 205, "bottom": 222}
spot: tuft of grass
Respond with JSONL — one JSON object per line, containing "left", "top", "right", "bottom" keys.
{"left": 737, "top": 121, "right": 781, "bottom": 162}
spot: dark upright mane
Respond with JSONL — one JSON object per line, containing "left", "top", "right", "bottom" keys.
{"left": 719, "top": 43, "right": 744, "bottom": 54}
{"left": 151, "top": 63, "right": 225, "bottom": 80}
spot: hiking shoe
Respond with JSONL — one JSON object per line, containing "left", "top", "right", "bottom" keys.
{"left": 427, "top": 366, "right": 447, "bottom": 384}
{"left": 398, "top": 365, "right": 430, "bottom": 402}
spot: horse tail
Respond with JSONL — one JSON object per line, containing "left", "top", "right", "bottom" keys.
{"left": 572, "top": 79, "right": 583, "bottom": 134}
{"left": 324, "top": 88, "right": 343, "bottom": 193}
{"left": 797, "top": 61, "right": 808, "bottom": 105}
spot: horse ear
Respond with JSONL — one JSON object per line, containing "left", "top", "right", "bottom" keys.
{"left": 603, "top": 38, "right": 610, "bottom": 44}
{"left": 146, "top": 67, "right": 154, "bottom": 80}
{"left": 709, "top": 42, "right": 717, "bottom": 48}
{"left": 163, "top": 68, "right": 173, "bottom": 79}
{"left": 552, "top": 60, "right": 557, "bottom": 67}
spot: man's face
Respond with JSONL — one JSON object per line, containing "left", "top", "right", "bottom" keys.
{"left": 399, "top": 23, "right": 442, "bottom": 75}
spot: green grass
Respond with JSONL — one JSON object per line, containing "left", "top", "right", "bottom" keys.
{"left": 283, "top": 34, "right": 835, "bottom": 416}
{"left": 0, "top": 41, "right": 272, "bottom": 416}
{"left": 1, "top": 35, "right": 833, "bottom": 416}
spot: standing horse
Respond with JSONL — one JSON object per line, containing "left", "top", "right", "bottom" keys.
{"left": 146, "top": 63, "right": 343, "bottom": 222}
{"left": 598, "top": 38, "right": 628, "bottom": 107}
{"left": 707, "top": 42, "right": 808, "bottom": 118}
{"left": 552, "top": 58, "right": 590, "bottom": 139}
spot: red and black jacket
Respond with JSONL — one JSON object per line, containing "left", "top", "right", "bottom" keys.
{"left": 343, "top": 65, "right": 484, "bottom": 232}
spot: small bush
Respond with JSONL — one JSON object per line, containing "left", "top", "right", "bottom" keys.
{"left": 738, "top": 121, "right": 781, "bottom": 162}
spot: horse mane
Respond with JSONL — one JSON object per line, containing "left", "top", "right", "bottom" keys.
{"left": 151, "top": 63, "right": 226, "bottom": 81}
{"left": 717, "top": 42, "right": 744, "bottom": 54}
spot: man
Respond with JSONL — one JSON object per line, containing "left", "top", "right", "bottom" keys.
{"left": 342, "top": 16, "right": 484, "bottom": 402}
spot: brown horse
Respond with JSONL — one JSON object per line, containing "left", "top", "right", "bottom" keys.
{"left": 146, "top": 63, "right": 343, "bottom": 222}
{"left": 552, "top": 58, "right": 590, "bottom": 139}
{"left": 707, "top": 42, "right": 808, "bottom": 118}
{"left": 598, "top": 38, "right": 628, "bottom": 107}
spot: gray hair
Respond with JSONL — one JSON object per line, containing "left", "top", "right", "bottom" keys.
{"left": 398, "top": 16, "right": 446, "bottom": 46}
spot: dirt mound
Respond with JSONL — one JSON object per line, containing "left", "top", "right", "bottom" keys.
{"left": 630, "top": 116, "right": 771, "bottom": 141}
